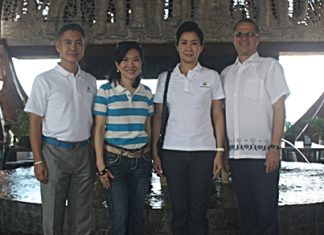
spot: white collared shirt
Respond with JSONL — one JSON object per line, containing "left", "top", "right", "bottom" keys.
{"left": 154, "top": 63, "right": 225, "bottom": 151}
{"left": 25, "top": 64, "right": 97, "bottom": 141}
{"left": 221, "top": 52, "right": 290, "bottom": 159}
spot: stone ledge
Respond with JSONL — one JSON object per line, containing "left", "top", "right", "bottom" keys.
{"left": 1, "top": 199, "right": 323, "bottom": 235}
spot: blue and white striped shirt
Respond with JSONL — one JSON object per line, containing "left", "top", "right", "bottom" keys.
{"left": 94, "top": 82, "right": 154, "bottom": 149}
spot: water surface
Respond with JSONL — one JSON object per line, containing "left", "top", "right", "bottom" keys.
{"left": 0, "top": 161, "right": 323, "bottom": 207}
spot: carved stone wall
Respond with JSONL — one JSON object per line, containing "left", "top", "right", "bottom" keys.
{"left": 1, "top": 0, "right": 324, "bottom": 46}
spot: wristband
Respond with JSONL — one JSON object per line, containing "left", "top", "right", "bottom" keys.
{"left": 34, "top": 160, "right": 44, "bottom": 165}
{"left": 97, "top": 167, "right": 109, "bottom": 176}
{"left": 216, "top": 147, "right": 225, "bottom": 152}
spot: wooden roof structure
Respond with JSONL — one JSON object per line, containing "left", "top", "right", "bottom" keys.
{"left": 294, "top": 92, "right": 324, "bottom": 142}
{"left": 0, "top": 39, "right": 28, "bottom": 140}
{"left": 0, "top": 0, "right": 324, "bottom": 139}
{"left": 1, "top": 0, "right": 324, "bottom": 45}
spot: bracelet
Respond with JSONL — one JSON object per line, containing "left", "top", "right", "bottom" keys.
{"left": 34, "top": 160, "right": 44, "bottom": 166}
{"left": 268, "top": 144, "right": 281, "bottom": 150}
{"left": 97, "top": 167, "right": 109, "bottom": 176}
{"left": 216, "top": 147, "right": 225, "bottom": 152}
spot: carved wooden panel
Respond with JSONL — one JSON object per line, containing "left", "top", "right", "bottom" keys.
{"left": 0, "top": 39, "right": 27, "bottom": 123}
{"left": 1, "top": 0, "right": 324, "bottom": 45}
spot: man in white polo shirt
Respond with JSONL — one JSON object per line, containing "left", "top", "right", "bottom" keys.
{"left": 221, "top": 19, "right": 290, "bottom": 235}
{"left": 25, "top": 23, "right": 97, "bottom": 235}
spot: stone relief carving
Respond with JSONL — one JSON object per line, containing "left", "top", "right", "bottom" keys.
{"left": 1, "top": 0, "right": 324, "bottom": 46}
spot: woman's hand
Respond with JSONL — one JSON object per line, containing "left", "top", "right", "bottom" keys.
{"left": 213, "top": 153, "right": 223, "bottom": 180}
{"left": 153, "top": 155, "right": 163, "bottom": 177}
{"left": 98, "top": 169, "right": 115, "bottom": 189}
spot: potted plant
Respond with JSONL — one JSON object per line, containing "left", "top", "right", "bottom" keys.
{"left": 8, "top": 110, "right": 30, "bottom": 149}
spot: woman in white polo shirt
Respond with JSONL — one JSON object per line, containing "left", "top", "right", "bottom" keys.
{"left": 152, "top": 21, "right": 225, "bottom": 234}
{"left": 93, "top": 41, "right": 154, "bottom": 235}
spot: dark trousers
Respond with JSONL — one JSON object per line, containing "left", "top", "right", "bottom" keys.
{"left": 161, "top": 150, "right": 214, "bottom": 235}
{"left": 229, "top": 159, "right": 280, "bottom": 235}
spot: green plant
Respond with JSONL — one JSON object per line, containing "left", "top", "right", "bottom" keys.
{"left": 8, "top": 110, "right": 30, "bottom": 138}
{"left": 284, "top": 121, "right": 297, "bottom": 135}
{"left": 284, "top": 121, "right": 297, "bottom": 145}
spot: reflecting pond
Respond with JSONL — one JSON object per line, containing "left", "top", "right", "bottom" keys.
{"left": 0, "top": 161, "right": 323, "bottom": 207}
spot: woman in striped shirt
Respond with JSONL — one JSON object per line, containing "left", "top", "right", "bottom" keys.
{"left": 93, "top": 41, "right": 154, "bottom": 235}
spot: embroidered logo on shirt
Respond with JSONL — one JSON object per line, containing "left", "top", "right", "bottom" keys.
{"left": 86, "top": 86, "right": 93, "bottom": 92}
{"left": 199, "top": 81, "right": 210, "bottom": 88}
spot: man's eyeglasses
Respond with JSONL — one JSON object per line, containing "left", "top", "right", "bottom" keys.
{"left": 234, "top": 32, "right": 258, "bottom": 38}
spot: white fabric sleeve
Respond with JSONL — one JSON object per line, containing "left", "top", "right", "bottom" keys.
{"left": 153, "top": 71, "right": 168, "bottom": 103}
{"left": 265, "top": 60, "right": 290, "bottom": 104}
{"left": 24, "top": 75, "right": 48, "bottom": 117}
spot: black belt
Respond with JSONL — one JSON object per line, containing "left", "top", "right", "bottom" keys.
{"left": 42, "top": 136, "right": 89, "bottom": 149}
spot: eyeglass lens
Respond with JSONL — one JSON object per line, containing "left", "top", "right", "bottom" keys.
{"left": 234, "top": 32, "right": 257, "bottom": 38}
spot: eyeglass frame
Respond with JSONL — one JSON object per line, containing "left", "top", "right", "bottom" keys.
{"left": 234, "top": 31, "right": 259, "bottom": 38}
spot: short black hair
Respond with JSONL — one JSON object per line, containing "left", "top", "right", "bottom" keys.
{"left": 56, "top": 23, "right": 85, "bottom": 40}
{"left": 109, "top": 41, "right": 144, "bottom": 88}
{"left": 176, "top": 21, "right": 204, "bottom": 45}
{"left": 113, "top": 41, "right": 144, "bottom": 64}
{"left": 233, "top": 18, "right": 259, "bottom": 33}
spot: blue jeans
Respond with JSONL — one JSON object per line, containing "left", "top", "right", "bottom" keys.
{"left": 104, "top": 151, "right": 152, "bottom": 235}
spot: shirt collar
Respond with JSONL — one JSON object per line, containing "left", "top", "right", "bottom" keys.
{"left": 234, "top": 52, "right": 260, "bottom": 65}
{"left": 54, "top": 64, "right": 82, "bottom": 78}
{"left": 174, "top": 62, "right": 203, "bottom": 76}
{"left": 112, "top": 81, "right": 145, "bottom": 94}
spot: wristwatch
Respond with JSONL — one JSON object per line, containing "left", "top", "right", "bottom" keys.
{"left": 268, "top": 144, "right": 281, "bottom": 150}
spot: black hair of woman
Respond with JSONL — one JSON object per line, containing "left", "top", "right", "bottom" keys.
{"left": 108, "top": 41, "right": 144, "bottom": 88}
{"left": 176, "top": 21, "right": 204, "bottom": 45}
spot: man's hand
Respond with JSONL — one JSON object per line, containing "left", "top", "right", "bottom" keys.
{"left": 34, "top": 162, "right": 48, "bottom": 183}
{"left": 265, "top": 149, "right": 281, "bottom": 173}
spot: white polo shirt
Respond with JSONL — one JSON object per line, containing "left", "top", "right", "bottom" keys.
{"left": 154, "top": 63, "right": 225, "bottom": 151}
{"left": 25, "top": 64, "right": 97, "bottom": 142}
{"left": 221, "top": 52, "right": 290, "bottom": 159}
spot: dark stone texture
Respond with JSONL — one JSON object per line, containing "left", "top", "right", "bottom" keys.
{"left": 1, "top": 198, "right": 324, "bottom": 235}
